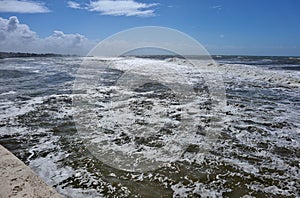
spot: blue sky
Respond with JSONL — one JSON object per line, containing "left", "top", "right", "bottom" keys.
{"left": 0, "top": 0, "right": 299, "bottom": 56}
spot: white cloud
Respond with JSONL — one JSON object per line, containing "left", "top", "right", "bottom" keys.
{"left": 0, "top": 0, "right": 50, "bottom": 13}
{"left": 67, "top": 1, "right": 81, "bottom": 9}
{"left": 0, "top": 16, "right": 37, "bottom": 45}
{"left": 211, "top": 5, "right": 222, "bottom": 10}
{"left": 0, "top": 16, "right": 95, "bottom": 55}
{"left": 43, "top": 30, "right": 94, "bottom": 54}
{"left": 68, "top": 0, "right": 158, "bottom": 17}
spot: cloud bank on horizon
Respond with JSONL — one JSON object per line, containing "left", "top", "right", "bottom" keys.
{"left": 0, "top": 16, "right": 95, "bottom": 55}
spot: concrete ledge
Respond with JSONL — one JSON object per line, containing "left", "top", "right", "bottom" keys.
{"left": 0, "top": 145, "right": 61, "bottom": 198}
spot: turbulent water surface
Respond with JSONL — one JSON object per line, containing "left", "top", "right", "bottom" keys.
{"left": 0, "top": 56, "right": 299, "bottom": 197}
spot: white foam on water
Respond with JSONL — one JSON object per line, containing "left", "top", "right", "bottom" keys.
{"left": 73, "top": 57, "right": 224, "bottom": 171}
{"left": 0, "top": 90, "right": 17, "bottom": 96}
{"left": 1, "top": 57, "right": 299, "bottom": 197}
{"left": 220, "top": 63, "right": 300, "bottom": 88}
{"left": 0, "top": 126, "right": 29, "bottom": 136}
{"left": 224, "top": 158, "right": 259, "bottom": 174}
{"left": 171, "top": 181, "right": 224, "bottom": 197}
{"left": 0, "top": 96, "right": 44, "bottom": 119}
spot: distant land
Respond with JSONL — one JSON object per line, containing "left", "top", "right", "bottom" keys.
{"left": 0, "top": 52, "right": 75, "bottom": 59}
{"left": 1, "top": 52, "right": 299, "bottom": 61}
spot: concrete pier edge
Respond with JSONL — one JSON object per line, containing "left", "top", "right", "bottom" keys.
{"left": 0, "top": 144, "right": 61, "bottom": 198}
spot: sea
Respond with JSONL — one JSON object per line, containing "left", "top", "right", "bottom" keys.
{"left": 0, "top": 55, "right": 299, "bottom": 197}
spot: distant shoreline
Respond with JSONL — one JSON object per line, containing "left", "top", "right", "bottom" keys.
{"left": 0, "top": 52, "right": 75, "bottom": 59}
{"left": 1, "top": 52, "right": 299, "bottom": 59}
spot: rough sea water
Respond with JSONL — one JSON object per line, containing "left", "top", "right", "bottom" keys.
{"left": 0, "top": 56, "right": 299, "bottom": 197}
